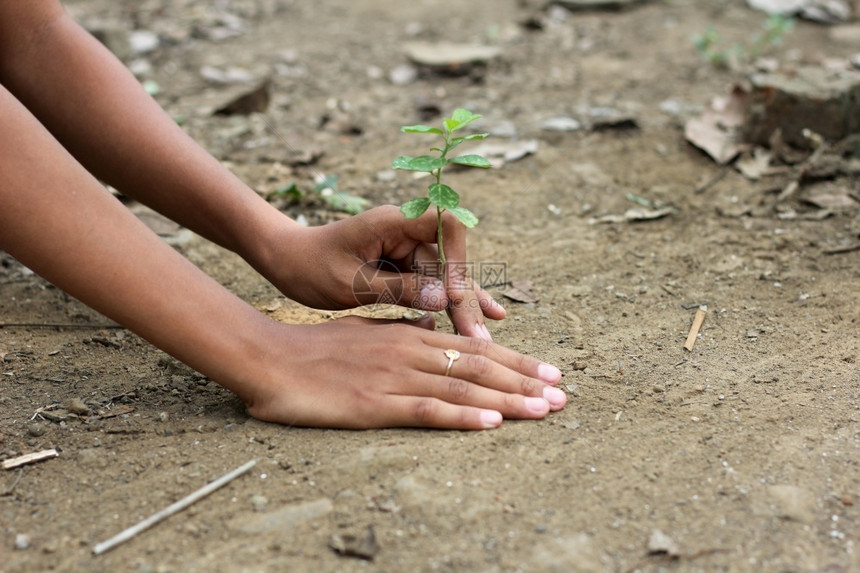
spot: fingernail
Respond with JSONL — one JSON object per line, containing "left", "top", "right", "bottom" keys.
{"left": 537, "top": 363, "right": 562, "bottom": 384}
{"left": 476, "top": 322, "right": 492, "bottom": 341}
{"left": 525, "top": 397, "right": 550, "bottom": 415}
{"left": 482, "top": 323, "right": 493, "bottom": 341}
{"left": 480, "top": 410, "right": 502, "bottom": 428}
{"left": 543, "top": 386, "right": 567, "bottom": 409}
{"left": 419, "top": 282, "right": 446, "bottom": 311}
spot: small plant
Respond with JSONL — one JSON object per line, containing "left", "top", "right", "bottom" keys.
{"left": 694, "top": 13, "right": 794, "bottom": 69}
{"left": 265, "top": 173, "right": 368, "bottom": 215}
{"left": 392, "top": 109, "right": 490, "bottom": 285}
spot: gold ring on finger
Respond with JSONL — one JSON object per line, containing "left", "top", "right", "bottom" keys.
{"left": 443, "top": 349, "right": 460, "bottom": 377}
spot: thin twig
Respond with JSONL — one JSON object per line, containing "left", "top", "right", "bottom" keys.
{"left": 694, "top": 168, "right": 728, "bottom": 194}
{"left": 92, "top": 459, "right": 257, "bottom": 555}
{"left": 2, "top": 449, "right": 58, "bottom": 470}
{"left": 824, "top": 242, "right": 860, "bottom": 255}
{"left": 1, "top": 470, "right": 25, "bottom": 496}
{"left": 684, "top": 305, "right": 708, "bottom": 352}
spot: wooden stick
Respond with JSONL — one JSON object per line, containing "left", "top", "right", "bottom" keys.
{"left": 92, "top": 459, "right": 257, "bottom": 555}
{"left": 683, "top": 305, "right": 708, "bottom": 351}
{"left": 2, "top": 448, "right": 58, "bottom": 470}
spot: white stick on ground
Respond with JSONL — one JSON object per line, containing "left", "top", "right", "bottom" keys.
{"left": 92, "top": 459, "right": 257, "bottom": 555}
{"left": 683, "top": 305, "right": 708, "bottom": 351}
{"left": 2, "top": 448, "right": 58, "bottom": 470}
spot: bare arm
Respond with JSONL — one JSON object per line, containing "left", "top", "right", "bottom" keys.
{"left": 0, "top": 0, "right": 289, "bottom": 265}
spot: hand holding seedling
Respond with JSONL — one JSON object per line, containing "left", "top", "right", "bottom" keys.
{"left": 263, "top": 205, "right": 504, "bottom": 340}
{"left": 392, "top": 109, "right": 500, "bottom": 335}
{"left": 0, "top": 4, "right": 563, "bottom": 430}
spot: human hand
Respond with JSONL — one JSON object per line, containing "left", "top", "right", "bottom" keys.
{"left": 261, "top": 205, "right": 505, "bottom": 340}
{"left": 241, "top": 316, "right": 565, "bottom": 429}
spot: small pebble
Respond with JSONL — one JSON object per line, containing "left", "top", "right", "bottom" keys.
{"left": 26, "top": 423, "right": 46, "bottom": 437}
{"left": 251, "top": 494, "right": 269, "bottom": 512}
{"left": 65, "top": 398, "right": 90, "bottom": 415}
{"left": 15, "top": 533, "right": 30, "bottom": 550}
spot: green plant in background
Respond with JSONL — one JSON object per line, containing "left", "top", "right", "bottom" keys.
{"left": 392, "top": 108, "right": 490, "bottom": 284}
{"left": 265, "top": 174, "right": 368, "bottom": 215}
{"left": 694, "top": 13, "right": 794, "bottom": 69}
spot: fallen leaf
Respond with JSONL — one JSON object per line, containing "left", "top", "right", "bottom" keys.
{"left": 502, "top": 279, "right": 539, "bottom": 303}
{"left": 96, "top": 404, "right": 136, "bottom": 419}
{"left": 685, "top": 87, "right": 751, "bottom": 164}
{"left": 735, "top": 148, "right": 773, "bottom": 180}
{"left": 802, "top": 193, "right": 858, "bottom": 209}
{"left": 589, "top": 206, "right": 676, "bottom": 224}
{"left": 214, "top": 79, "right": 271, "bottom": 116}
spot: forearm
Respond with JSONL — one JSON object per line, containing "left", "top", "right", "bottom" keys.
{"left": 0, "top": 1, "right": 294, "bottom": 270}
{"left": 0, "top": 83, "right": 275, "bottom": 401}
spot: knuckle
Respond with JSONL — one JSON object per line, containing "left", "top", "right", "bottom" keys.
{"left": 502, "top": 392, "right": 520, "bottom": 413}
{"left": 466, "top": 336, "right": 492, "bottom": 357}
{"left": 447, "top": 378, "right": 471, "bottom": 402}
{"left": 519, "top": 375, "right": 539, "bottom": 396}
{"left": 465, "top": 353, "right": 492, "bottom": 379}
{"left": 413, "top": 397, "right": 438, "bottom": 424}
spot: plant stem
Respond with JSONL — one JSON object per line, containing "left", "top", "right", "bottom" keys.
{"left": 436, "top": 205, "right": 446, "bottom": 284}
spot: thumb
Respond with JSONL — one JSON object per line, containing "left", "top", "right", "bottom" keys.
{"left": 350, "top": 260, "right": 447, "bottom": 310}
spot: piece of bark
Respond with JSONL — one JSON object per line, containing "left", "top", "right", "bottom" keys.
{"left": 745, "top": 67, "right": 860, "bottom": 148}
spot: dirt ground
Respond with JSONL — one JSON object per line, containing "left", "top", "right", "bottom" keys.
{"left": 2, "top": 0, "right": 859, "bottom": 571}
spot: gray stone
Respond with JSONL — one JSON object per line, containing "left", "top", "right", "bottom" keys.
{"left": 389, "top": 65, "right": 417, "bottom": 85}
{"left": 542, "top": 116, "right": 583, "bottom": 132}
{"left": 404, "top": 42, "right": 501, "bottom": 72}
{"left": 531, "top": 533, "right": 603, "bottom": 572}
{"left": 250, "top": 494, "right": 269, "bottom": 512}
{"left": 64, "top": 398, "right": 90, "bottom": 416}
{"left": 647, "top": 529, "right": 680, "bottom": 556}
{"left": 746, "top": 66, "right": 860, "bottom": 147}
{"left": 765, "top": 484, "right": 817, "bottom": 523}
{"left": 230, "top": 497, "right": 333, "bottom": 533}
{"left": 128, "top": 30, "right": 159, "bottom": 55}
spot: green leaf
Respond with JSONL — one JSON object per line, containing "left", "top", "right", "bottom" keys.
{"left": 428, "top": 183, "right": 460, "bottom": 210}
{"left": 401, "top": 125, "right": 444, "bottom": 135}
{"left": 448, "top": 206, "right": 479, "bottom": 228}
{"left": 392, "top": 155, "right": 447, "bottom": 172}
{"left": 445, "top": 109, "right": 482, "bottom": 132}
{"left": 448, "top": 133, "right": 489, "bottom": 153}
{"left": 322, "top": 192, "right": 368, "bottom": 215}
{"left": 265, "top": 182, "right": 303, "bottom": 202}
{"left": 449, "top": 154, "right": 492, "bottom": 168}
{"left": 313, "top": 174, "right": 339, "bottom": 193}
{"left": 400, "top": 197, "right": 431, "bottom": 219}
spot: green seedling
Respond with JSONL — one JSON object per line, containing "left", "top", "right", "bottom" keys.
{"left": 693, "top": 13, "right": 794, "bottom": 69}
{"left": 265, "top": 174, "right": 368, "bottom": 215}
{"left": 392, "top": 108, "right": 490, "bottom": 286}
